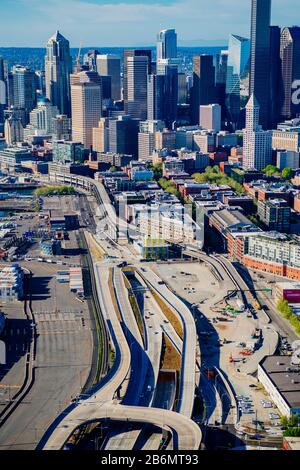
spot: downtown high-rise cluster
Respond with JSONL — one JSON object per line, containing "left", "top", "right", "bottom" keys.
{"left": 0, "top": 0, "right": 300, "bottom": 172}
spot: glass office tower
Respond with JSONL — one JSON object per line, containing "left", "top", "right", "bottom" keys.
{"left": 226, "top": 34, "right": 250, "bottom": 129}
{"left": 249, "top": 0, "right": 272, "bottom": 129}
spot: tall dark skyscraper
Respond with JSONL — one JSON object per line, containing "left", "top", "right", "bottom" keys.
{"left": 10, "top": 65, "right": 37, "bottom": 125}
{"left": 109, "top": 115, "right": 139, "bottom": 157}
{"left": 269, "top": 26, "right": 281, "bottom": 128}
{"left": 123, "top": 49, "right": 152, "bottom": 113}
{"left": 147, "top": 74, "right": 164, "bottom": 121}
{"left": 0, "top": 57, "right": 6, "bottom": 126}
{"left": 45, "top": 31, "right": 73, "bottom": 117}
{"left": 191, "top": 55, "right": 215, "bottom": 125}
{"left": 280, "top": 26, "right": 300, "bottom": 120}
{"left": 126, "top": 56, "right": 149, "bottom": 121}
{"left": 157, "top": 29, "right": 177, "bottom": 61}
{"left": 249, "top": 0, "right": 272, "bottom": 129}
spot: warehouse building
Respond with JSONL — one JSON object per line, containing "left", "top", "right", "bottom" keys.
{"left": 258, "top": 356, "right": 300, "bottom": 418}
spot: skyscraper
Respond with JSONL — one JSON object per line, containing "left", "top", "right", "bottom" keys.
{"left": 191, "top": 55, "right": 215, "bottom": 125}
{"left": 123, "top": 49, "right": 152, "bottom": 112}
{"left": 226, "top": 34, "right": 250, "bottom": 129}
{"left": 126, "top": 56, "right": 149, "bottom": 121}
{"left": 157, "top": 61, "right": 178, "bottom": 128}
{"left": 138, "top": 120, "right": 165, "bottom": 161}
{"left": 269, "top": 26, "right": 281, "bottom": 128}
{"left": 92, "top": 118, "right": 110, "bottom": 153}
{"left": 280, "top": 27, "right": 300, "bottom": 120}
{"left": 96, "top": 54, "right": 121, "bottom": 102}
{"left": 215, "top": 50, "right": 228, "bottom": 119}
{"left": 249, "top": 0, "right": 272, "bottom": 129}
{"left": 200, "top": 104, "right": 221, "bottom": 132}
{"left": 147, "top": 74, "right": 165, "bottom": 121}
{"left": 45, "top": 31, "right": 72, "bottom": 116}
{"left": 0, "top": 57, "right": 6, "bottom": 126}
{"left": 29, "top": 97, "right": 59, "bottom": 134}
{"left": 109, "top": 115, "right": 139, "bottom": 157}
{"left": 10, "top": 65, "right": 36, "bottom": 125}
{"left": 84, "top": 50, "right": 100, "bottom": 71}
{"left": 70, "top": 71, "right": 102, "bottom": 149}
{"left": 157, "top": 29, "right": 177, "bottom": 61}
{"left": 4, "top": 111, "right": 24, "bottom": 146}
{"left": 243, "top": 94, "right": 272, "bottom": 170}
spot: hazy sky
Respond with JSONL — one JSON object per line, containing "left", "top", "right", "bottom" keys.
{"left": 0, "top": 0, "right": 299, "bottom": 47}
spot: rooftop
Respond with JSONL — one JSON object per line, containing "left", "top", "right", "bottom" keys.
{"left": 259, "top": 356, "right": 300, "bottom": 410}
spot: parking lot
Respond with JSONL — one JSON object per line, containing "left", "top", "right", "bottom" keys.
{"left": 0, "top": 194, "right": 94, "bottom": 449}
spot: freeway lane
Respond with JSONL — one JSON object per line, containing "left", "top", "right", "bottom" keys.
{"left": 42, "top": 402, "right": 201, "bottom": 451}
{"left": 139, "top": 268, "right": 197, "bottom": 419}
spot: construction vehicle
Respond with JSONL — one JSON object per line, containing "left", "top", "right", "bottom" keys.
{"left": 254, "top": 300, "right": 262, "bottom": 310}
{"left": 239, "top": 350, "right": 253, "bottom": 356}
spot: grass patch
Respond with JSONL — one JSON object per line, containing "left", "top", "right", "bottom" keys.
{"left": 108, "top": 268, "right": 121, "bottom": 321}
{"left": 161, "top": 334, "right": 181, "bottom": 371}
{"left": 128, "top": 291, "right": 145, "bottom": 344}
{"left": 109, "top": 348, "right": 116, "bottom": 368}
{"left": 277, "top": 298, "right": 300, "bottom": 336}
{"left": 35, "top": 185, "right": 75, "bottom": 196}
{"left": 151, "top": 289, "right": 184, "bottom": 339}
{"left": 85, "top": 232, "right": 105, "bottom": 261}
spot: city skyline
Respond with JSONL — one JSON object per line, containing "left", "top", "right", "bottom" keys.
{"left": 0, "top": 0, "right": 299, "bottom": 47}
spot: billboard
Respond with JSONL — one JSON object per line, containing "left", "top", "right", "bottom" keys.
{"left": 283, "top": 289, "right": 300, "bottom": 304}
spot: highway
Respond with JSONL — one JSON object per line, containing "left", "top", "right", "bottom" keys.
{"left": 138, "top": 268, "right": 197, "bottom": 419}
{"left": 39, "top": 259, "right": 201, "bottom": 451}
{"left": 41, "top": 401, "right": 201, "bottom": 451}
{"left": 135, "top": 271, "right": 183, "bottom": 355}
{"left": 104, "top": 268, "right": 148, "bottom": 450}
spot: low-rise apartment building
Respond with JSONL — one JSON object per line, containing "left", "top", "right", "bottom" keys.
{"left": 243, "top": 232, "right": 300, "bottom": 280}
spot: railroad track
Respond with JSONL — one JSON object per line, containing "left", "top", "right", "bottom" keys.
{"left": 77, "top": 230, "right": 109, "bottom": 390}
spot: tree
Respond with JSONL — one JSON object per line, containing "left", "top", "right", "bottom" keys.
{"left": 282, "top": 414, "right": 300, "bottom": 437}
{"left": 263, "top": 165, "right": 281, "bottom": 177}
{"left": 282, "top": 167, "right": 293, "bottom": 181}
{"left": 152, "top": 162, "right": 163, "bottom": 180}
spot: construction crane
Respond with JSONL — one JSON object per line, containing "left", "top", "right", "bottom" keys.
{"left": 75, "top": 41, "right": 83, "bottom": 72}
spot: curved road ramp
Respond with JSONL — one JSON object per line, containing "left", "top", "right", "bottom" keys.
{"left": 38, "top": 402, "right": 201, "bottom": 451}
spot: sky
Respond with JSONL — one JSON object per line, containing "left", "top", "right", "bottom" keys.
{"left": 0, "top": 0, "right": 299, "bottom": 47}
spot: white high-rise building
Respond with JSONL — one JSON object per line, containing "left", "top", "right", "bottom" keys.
{"left": 138, "top": 120, "right": 165, "bottom": 161}
{"left": 29, "top": 98, "right": 59, "bottom": 134}
{"left": 200, "top": 104, "right": 221, "bottom": 132}
{"left": 243, "top": 94, "right": 272, "bottom": 170}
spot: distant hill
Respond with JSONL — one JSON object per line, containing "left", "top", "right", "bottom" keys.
{"left": 0, "top": 45, "right": 226, "bottom": 71}
{"left": 179, "top": 39, "right": 227, "bottom": 47}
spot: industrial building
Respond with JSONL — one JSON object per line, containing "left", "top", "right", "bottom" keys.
{"left": 258, "top": 356, "right": 300, "bottom": 418}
